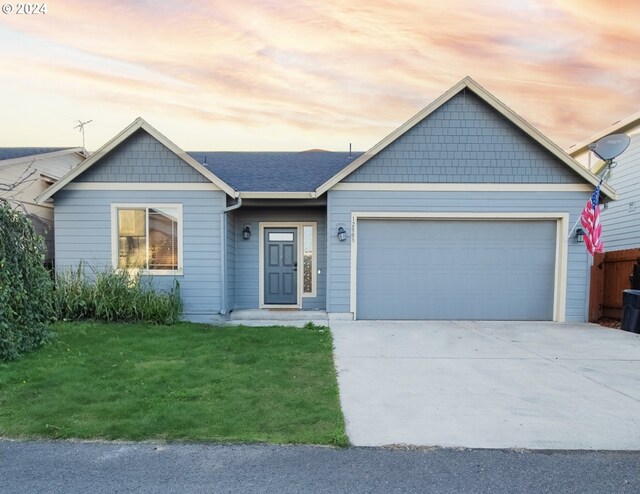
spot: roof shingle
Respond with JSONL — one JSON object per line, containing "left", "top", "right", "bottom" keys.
{"left": 188, "top": 151, "right": 363, "bottom": 192}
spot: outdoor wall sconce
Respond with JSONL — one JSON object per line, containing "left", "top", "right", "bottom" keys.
{"left": 242, "top": 225, "right": 251, "bottom": 240}
{"left": 337, "top": 226, "right": 347, "bottom": 242}
{"left": 575, "top": 228, "right": 584, "bottom": 243}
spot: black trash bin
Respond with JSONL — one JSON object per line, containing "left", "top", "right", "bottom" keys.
{"left": 621, "top": 290, "right": 640, "bottom": 334}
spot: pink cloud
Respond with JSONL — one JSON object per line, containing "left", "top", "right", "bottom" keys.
{"left": 0, "top": 0, "right": 638, "bottom": 149}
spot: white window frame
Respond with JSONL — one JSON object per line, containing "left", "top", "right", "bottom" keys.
{"left": 111, "top": 203, "right": 184, "bottom": 276}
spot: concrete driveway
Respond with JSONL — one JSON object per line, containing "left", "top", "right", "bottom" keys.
{"left": 331, "top": 320, "right": 640, "bottom": 450}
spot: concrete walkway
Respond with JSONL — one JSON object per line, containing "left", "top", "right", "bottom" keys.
{"left": 331, "top": 320, "right": 640, "bottom": 449}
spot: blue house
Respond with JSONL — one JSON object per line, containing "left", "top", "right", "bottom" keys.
{"left": 38, "top": 77, "right": 615, "bottom": 323}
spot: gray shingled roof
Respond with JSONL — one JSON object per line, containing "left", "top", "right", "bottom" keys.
{"left": 0, "top": 147, "right": 73, "bottom": 161}
{"left": 188, "top": 151, "right": 363, "bottom": 192}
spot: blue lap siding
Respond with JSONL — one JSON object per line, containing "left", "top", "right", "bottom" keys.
{"left": 598, "top": 133, "right": 640, "bottom": 251}
{"left": 329, "top": 88, "right": 592, "bottom": 321}
{"left": 327, "top": 190, "right": 590, "bottom": 321}
{"left": 231, "top": 207, "right": 327, "bottom": 311}
{"left": 54, "top": 189, "right": 226, "bottom": 321}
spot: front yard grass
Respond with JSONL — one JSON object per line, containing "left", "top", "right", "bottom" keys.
{"left": 0, "top": 322, "right": 347, "bottom": 446}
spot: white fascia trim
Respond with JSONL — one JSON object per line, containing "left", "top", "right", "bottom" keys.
{"left": 241, "top": 191, "right": 317, "bottom": 199}
{"left": 315, "top": 76, "right": 616, "bottom": 201}
{"left": 460, "top": 79, "right": 617, "bottom": 201}
{"left": 110, "top": 203, "right": 184, "bottom": 276}
{"left": 35, "top": 118, "right": 236, "bottom": 203}
{"left": 349, "top": 211, "right": 568, "bottom": 322}
{"left": 332, "top": 183, "right": 594, "bottom": 192}
{"left": 315, "top": 79, "right": 469, "bottom": 196}
{"left": 37, "top": 119, "right": 149, "bottom": 203}
{"left": 66, "top": 182, "right": 221, "bottom": 191}
{"left": 138, "top": 120, "right": 236, "bottom": 197}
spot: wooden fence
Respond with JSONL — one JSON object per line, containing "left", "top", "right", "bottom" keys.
{"left": 589, "top": 248, "right": 640, "bottom": 322}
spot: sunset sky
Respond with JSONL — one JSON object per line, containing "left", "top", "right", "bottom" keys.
{"left": 0, "top": 0, "right": 638, "bottom": 152}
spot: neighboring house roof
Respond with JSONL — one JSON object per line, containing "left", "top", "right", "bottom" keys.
{"left": 0, "top": 147, "right": 87, "bottom": 250}
{"left": 315, "top": 76, "right": 616, "bottom": 201}
{"left": 0, "top": 147, "right": 87, "bottom": 171}
{"left": 0, "top": 147, "right": 73, "bottom": 161}
{"left": 36, "top": 118, "right": 236, "bottom": 202}
{"left": 566, "top": 111, "right": 640, "bottom": 174}
{"left": 0, "top": 146, "right": 87, "bottom": 202}
{"left": 188, "top": 151, "right": 363, "bottom": 192}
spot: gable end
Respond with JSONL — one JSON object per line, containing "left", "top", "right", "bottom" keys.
{"left": 342, "top": 91, "right": 583, "bottom": 185}
{"left": 74, "top": 129, "right": 207, "bottom": 183}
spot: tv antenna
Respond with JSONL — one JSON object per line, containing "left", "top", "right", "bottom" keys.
{"left": 588, "top": 133, "right": 630, "bottom": 182}
{"left": 73, "top": 119, "right": 93, "bottom": 148}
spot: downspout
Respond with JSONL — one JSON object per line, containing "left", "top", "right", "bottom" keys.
{"left": 220, "top": 194, "right": 242, "bottom": 315}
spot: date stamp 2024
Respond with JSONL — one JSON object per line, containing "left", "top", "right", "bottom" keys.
{"left": 2, "top": 3, "right": 47, "bottom": 14}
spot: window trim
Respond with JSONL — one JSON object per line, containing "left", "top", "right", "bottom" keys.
{"left": 111, "top": 203, "right": 184, "bottom": 276}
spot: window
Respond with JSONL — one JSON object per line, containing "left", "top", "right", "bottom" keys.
{"left": 113, "top": 205, "right": 182, "bottom": 273}
{"left": 268, "top": 232, "right": 294, "bottom": 242}
{"left": 303, "top": 225, "right": 316, "bottom": 296}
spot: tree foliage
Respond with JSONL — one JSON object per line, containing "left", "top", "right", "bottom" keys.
{"left": 0, "top": 200, "right": 53, "bottom": 360}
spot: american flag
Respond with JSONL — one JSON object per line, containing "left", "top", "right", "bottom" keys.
{"left": 580, "top": 180, "right": 604, "bottom": 255}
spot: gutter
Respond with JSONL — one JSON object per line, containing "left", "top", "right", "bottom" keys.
{"left": 220, "top": 194, "right": 242, "bottom": 315}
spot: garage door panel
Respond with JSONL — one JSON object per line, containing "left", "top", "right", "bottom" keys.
{"left": 356, "top": 219, "right": 556, "bottom": 320}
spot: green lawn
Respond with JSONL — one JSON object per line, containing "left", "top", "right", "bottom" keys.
{"left": 0, "top": 322, "right": 347, "bottom": 446}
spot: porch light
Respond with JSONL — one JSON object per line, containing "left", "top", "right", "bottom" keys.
{"left": 337, "top": 226, "right": 347, "bottom": 242}
{"left": 575, "top": 228, "right": 584, "bottom": 243}
{"left": 242, "top": 225, "right": 251, "bottom": 240}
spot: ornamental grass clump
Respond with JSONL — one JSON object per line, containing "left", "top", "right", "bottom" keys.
{"left": 54, "top": 263, "right": 182, "bottom": 325}
{"left": 0, "top": 201, "right": 53, "bottom": 361}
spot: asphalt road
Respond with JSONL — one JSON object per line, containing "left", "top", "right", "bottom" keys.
{"left": 2, "top": 440, "right": 639, "bottom": 493}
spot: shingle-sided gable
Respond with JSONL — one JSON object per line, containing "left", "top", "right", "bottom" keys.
{"left": 74, "top": 129, "right": 207, "bottom": 183}
{"left": 342, "top": 91, "right": 582, "bottom": 184}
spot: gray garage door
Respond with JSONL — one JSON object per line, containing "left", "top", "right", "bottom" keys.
{"left": 356, "top": 219, "right": 557, "bottom": 320}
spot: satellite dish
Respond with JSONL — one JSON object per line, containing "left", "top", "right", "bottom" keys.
{"left": 588, "top": 133, "right": 631, "bottom": 161}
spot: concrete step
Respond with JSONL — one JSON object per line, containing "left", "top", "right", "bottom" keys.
{"left": 229, "top": 309, "right": 328, "bottom": 322}
{"left": 222, "top": 319, "right": 329, "bottom": 328}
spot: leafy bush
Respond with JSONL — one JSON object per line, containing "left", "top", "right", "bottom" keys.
{"left": 0, "top": 201, "right": 53, "bottom": 361}
{"left": 54, "top": 264, "right": 182, "bottom": 325}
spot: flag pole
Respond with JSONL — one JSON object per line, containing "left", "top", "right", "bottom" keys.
{"left": 568, "top": 174, "right": 605, "bottom": 240}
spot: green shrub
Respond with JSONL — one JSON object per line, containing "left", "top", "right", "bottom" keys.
{"left": 54, "top": 264, "right": 182, "bottom": 325}
{"left": 0, "top": 201, "right": 53, "bottom": 361}
{"left": 303, "top": 321, "right": 328, "bottom": 331}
